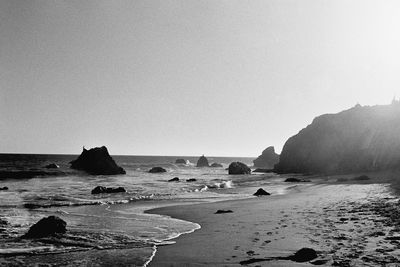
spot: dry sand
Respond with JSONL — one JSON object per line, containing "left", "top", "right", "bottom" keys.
{"left": 147, "top": 182, "right": 400, "bottom": 266}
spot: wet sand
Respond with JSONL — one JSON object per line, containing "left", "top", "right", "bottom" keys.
{"left": 147, "top": 182, "right": 400, "bottom": 266}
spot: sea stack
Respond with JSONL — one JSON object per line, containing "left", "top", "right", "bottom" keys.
{"left": 228, "top": 162, "right": 251, "bottom": 175}
{"left": 70, "top": 146, "right": 126, "bottom": 175}
{"left": 253, "top": 146, "right": 279, "bottom": 168}
{"left": 196, "top": 155, "right": 209, "bottom": 167}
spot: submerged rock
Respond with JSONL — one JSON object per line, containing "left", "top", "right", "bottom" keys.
{"left": 175, "top": 159, "right": 186, "bottom": 164}
{"left": 45, "top": 163, "right": 59, "bottom": 169}
{"left": 149, "top": 167, "right": 167, "bottom": 173}
{"left": 70, "top": 146, "right": 125, "bottom": 175}
{"left": 228, "top": 162, "right": 251, "bottom": 175}
{"left": 253, "top": 188, "right": 271, "bottom": 196}
{"left": 196, "top": 155, "right": 209, "bottom": 167}
{"left": 168, "top": 177, "right": 180, "bottom": 182}
{"left": 22, "top": 216, "right": 67, "bottom": 238}
{"left": 289, "top": 248, "right": 318, "bottom": 262}
{"left": 253, "top": 146, "right": 280, "bottom": 168}
{"left": 210, "top": 163, "right": 223, "bottom": 168}
{"left": 91, "top": 186, "right": 126, "bottom": 194}
{"left": 284, "top": 178, "right": 311, "bottom": 183}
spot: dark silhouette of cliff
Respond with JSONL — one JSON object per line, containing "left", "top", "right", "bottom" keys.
{"left": 253, "top": 146, "right": 279, "bottom": 168}
{"left": 275, "top": 102, "right": 400, "bottom": 174}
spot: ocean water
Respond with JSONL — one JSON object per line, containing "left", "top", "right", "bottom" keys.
{"left": 0, "top": 154, "right": 288, "bottom": 266}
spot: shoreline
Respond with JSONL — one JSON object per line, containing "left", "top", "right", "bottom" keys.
{"left": 146, "top": 181, "right": 399, "bottom": 266}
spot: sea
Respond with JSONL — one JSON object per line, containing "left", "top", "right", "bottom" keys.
{"left": 0, "top": 154, "right": 289, "bottom": 266}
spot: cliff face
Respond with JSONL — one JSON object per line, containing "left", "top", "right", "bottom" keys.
{"left": 275, "top": 103, "right": 400, "bottom": 174}
{"left": 253, "top": 146, "right": 279, "bottom": 168}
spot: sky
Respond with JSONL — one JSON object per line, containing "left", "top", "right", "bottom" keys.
{"left": 1, "top": 0, "right": 400, "bottom": 157}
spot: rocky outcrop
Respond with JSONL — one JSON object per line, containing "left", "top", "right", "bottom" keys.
{"left": 253, "top": 146, "right": 279, "bottom": 168}
{"left": 196, "top": 155, "right": 209, "bottom": 167}
{"left": 228, "top": 162, "right": 251, "bottom": 175}
{"left": 275, "top": 103, "right": 400, "bottom": 174}
{"left": 210, "top": 163, "right": 223, "bottom": 168}
{"left": 149, "top": 167, "right": 167, "bottom": 173}
{"left": 22, "top": 216, "right": 67, "bottom": 238}
{"left": 91, "top": 186, "right": 126, "bottom": 194}
{"left": 70, "top": 146, "right": 125, "bottom": 175}
{"left": 175, "top": 159, "right": 186, "bottom": 164}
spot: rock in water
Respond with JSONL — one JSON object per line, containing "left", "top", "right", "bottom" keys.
{"left": 289, "top": 248, "right": 318, "bottom": 262}
{"left": 253, "top": 146, "right": 280, "bottom": 168}
{"left": 149, "top": 167, "right": 167, "bottom": 173}
{"left": 22, "top": 216, "right": 67, "bottom": 238}
{"left": 91, "top": 186, "right": 126, "bottom": 194}
{"left": 253, "top": 188, "right": 271, "bottom": 196}
{"left": 196, "top": 155, "right": 209, "bottom": 167}
{"left": 186, "top": 178, "right": 197, "bottom": 182}
{"left": 175, "top": 159, "right": 186, "bottom": 164}
{"left": 168, "top": 177, "right": 180, "bottom": 182}
{"left": 228, "top": 162, "right": 251, "bottom": 175}
{"left": 45, "top": 163, "right": 59, "bottom": 169}
{"left": 215, "top": 210, "right": 233, "bottom": 214}
{"left": 284, "top": 178, "right": 311, "bottom": 183}
{"left": 70, "top": 146, "right": 125, "bottom": 175}
{"left": 0, "top": 187, "right": 8, "bottom": 191}
{"left": 210, "top": 163, "right": 223, "bottom": 168}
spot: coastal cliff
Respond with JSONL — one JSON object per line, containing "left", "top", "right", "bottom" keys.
{"left": 275, "top": 102, "right": 400, "bottom": 174}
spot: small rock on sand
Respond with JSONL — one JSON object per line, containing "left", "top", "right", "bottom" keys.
{"left": 289, "top": 248, "right": 318, "bottom": 262}
{"left": 215, "top": 210, "right": 233, "bottom": 214}
{"left": 253, "top": 188, "right": 271, "bottom": 196}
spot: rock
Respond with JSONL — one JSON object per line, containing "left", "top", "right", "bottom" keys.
{"left": 22, "top": 216, "right": 67, "bottom": 238}
{"left": 91, "top": 186, "right": 126, "bottom": 194}
{"left": 0, "top": 187, "right": 8, "bottom": 190}
{"left": 284, "top": 178, "right": 311, "bottom": 182}
{"left": 210, "top": 163, "right": 223, "bottom": 168}
{"left": 215, "top": 210, "right": 233, "bottom": 214}
{"left": 289, "top": 248, "right": 318, "bottom": 262}
{"left": 149, "top": 167, "right": 167, "bottom": 173}
{"left": 175, "top": 159, "right": 186, "bottom": 164}
{"left": 353, "top": 175, "right": 370, "bottom": 180}
{"left": 253, "top": 188, "right": 271, "bottom": 196}
{"left": 186, "top": 178, "right": 197, "bottom": 182}
{"left": 275, "top": 103, "right": 400, "bottom": 174}
{"left": 253, "top": 168, "right": 274, "bottom": 173}
{"left": 228, "top": 162, "right": 251, "bottom": 175}
{"left": 196, "top": 155, "right": 209, "bottom": 167}
{"left": 45, "top": 163, "right": 59, "bottom": 169}
{"left": 168, "top": 177, "right": 180, "bottom": 182}
{"left": 70, "top": 146, "right": 125, "bottom": 175}
{"left": 253, "top": 146, "right": 280, "bottom": 168}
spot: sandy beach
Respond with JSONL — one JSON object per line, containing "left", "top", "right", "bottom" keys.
{"left": 147, "top": 181, "right": 400, "bottom": 266}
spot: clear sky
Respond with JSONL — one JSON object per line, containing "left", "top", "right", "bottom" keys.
{"left": 1, "top": 0, "right": 400, "bottom": 156}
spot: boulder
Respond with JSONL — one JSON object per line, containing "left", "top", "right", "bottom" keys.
{"left": 186, "top": 178, "right": 197, "bottom": 182}
{"left": 253, "top": 146, "right": 280, "bottom": 168}
{"left": 253, "top": 188, "right": 271, "bottom": 196}
{"left": 175, "top": 159, "right": 186, "bottom": 164}
{"left": 228, "top": 162, "right": 251, "bottom": 175}
{"left": 168, "top": 177, "right": 180, "bottom": 182}
{"left": 210, "top": 163, "right": 223, "bottom": 168}
{"left": 284, "top": 178, "right": 311, "bottom": 183}
{"left": 91, "top": 186, "right": 126, "bottom": 194}
{"left": 149, "top": 167, "right": 167, "bottom": 173}
{"left": 45, "top": 163, "right": 59, "bottom": 169}
{"left": 289, "top": 248, "right": 318, "bottom": 262}
{"left": 70, "top": 146, "right": 125, "bottom": 175}
{"left": 196, "top": 155, "right": 209, "bottom": 167}
{"left": 22, "top": 216, "right": 67, "bottom": 238}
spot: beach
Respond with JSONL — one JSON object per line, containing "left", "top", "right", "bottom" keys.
{"left": 148, "top": 181, "right": 400, "bottom": 266}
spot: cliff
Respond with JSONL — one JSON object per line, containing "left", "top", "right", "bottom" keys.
{"left": 275, "top": 102, "right": 400, "bottom": 174}
{"left": 253, "top": 146, "right": 279, "bottom": 168}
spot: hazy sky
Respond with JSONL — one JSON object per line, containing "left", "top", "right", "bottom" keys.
{"left": 1, "top": 0, "right": 400, "bottom": 156}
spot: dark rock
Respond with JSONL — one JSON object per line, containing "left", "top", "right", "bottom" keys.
{"left": 45, "top": 163, "right": 59, "bottom": 169}
{"left": 228, "top": 162, "right": 251, "bottom": 175}
{"left": 210, "top": 163, "right": 223, "bottom": 168}
{"left": 196, "top": 155, "right": 209, "bottom": 167}
{"left": 149, "top": 167, "right": 167, "bottom": 173}
{"left": 253, "top": 168, "right": 274, "bottom": 173}
{"left": 175, "top": 159, "right": 186, "bottom": 164}
{"left": 91, "top": 186, "right": 126, "bottom": 194}
{"left": 284, "top": 178, "right": 311, "bottom": 182}
{"left": 0, "top": 187, "right": 8, "bottom": 190}
{"left": 186, "top": 178, "right": 197, "bottom": 182}
{"left": 253, "top": 188, "right": 271, "bottom": 196}
{"left": 215, "top": 209, "right": 233, "bottom": 214}
{"left": 253, "top": 146, "right": 280, "bottom": 168}
{"left": 22, "top": 216, "right": 67, "bottom": 238}
{"left": 275, "top": 103, "right": 400, "bottom": 174}
{"left": 70, "top": 146, "right": 125, "bottom": 175}
{"left": 353, "top": 175, "right": 370, "bottom": 181}
{"left": 168, "top": 177, "right": 180, "bottom": 182}
{"left": 289, "top": 248, "right": 318, "bottom": 262}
